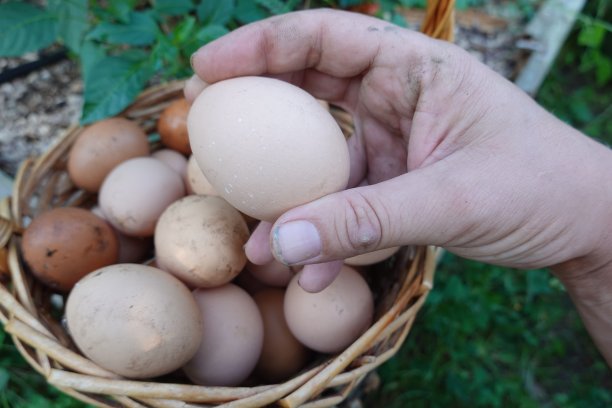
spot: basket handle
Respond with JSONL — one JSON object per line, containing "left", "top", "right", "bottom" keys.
{"left": 421, "top": 0, "right": 456, "bottom": 42}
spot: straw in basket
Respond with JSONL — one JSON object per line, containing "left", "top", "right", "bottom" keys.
{"left": 0, "top": 1, "right": 454, "bottom": 406}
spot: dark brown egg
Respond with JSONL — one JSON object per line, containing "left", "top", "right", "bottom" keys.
{"left": 67, "top": 118, "right": 149, "bottom": 192}
{"left": 22, "top": 207, "right": 119, "bottom": 292}
{"left": 253, "top": 289, "right": 309, "bottom": 383}
{"left": 158, "top": 99, "right": 191, "bottom": 154}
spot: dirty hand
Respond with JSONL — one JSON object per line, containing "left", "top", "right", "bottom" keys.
{"left": 187, "top": 9, "right": 612, "bottom": 296}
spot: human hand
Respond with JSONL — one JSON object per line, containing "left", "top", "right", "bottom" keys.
{"left": 188, "top": 9, "right": 612, "bottom": 294}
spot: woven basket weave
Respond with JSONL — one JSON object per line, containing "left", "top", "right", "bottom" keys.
{"left": 0, "top": 2, "right": 453, "bottom": 407}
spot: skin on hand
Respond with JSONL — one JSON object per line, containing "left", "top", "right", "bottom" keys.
{"left": 189, "top": 9, "right": 612, "bottom": 364}
{"left": 189, "top": 9, "right": 612, "bottom": 279}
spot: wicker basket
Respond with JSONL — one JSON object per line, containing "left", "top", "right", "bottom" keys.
{"left": 0, "top": 2, "right": 454, "bottom": 407}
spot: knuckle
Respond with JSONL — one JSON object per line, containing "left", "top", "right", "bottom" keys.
{"left": 335, "top": 191, "right": 386, "bottom": 253}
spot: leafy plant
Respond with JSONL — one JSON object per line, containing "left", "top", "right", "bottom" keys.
{"left": 537, "top": 0, "right": 611, "bottom": 144}
{"left": 0, "top": 0, "right": 307, "bottom": 124}
{"left": 0, "top": 326, "right": 86, "bottom": 407}
{"left": 365, "top": 254, "right": 612, "bottom": 407}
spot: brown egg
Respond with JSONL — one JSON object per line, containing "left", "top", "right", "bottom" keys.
{"left": 152, "top": 148, "right": 188, "bottom": 177}
{"left": 91, "top": 206, "right": 152, "bottom": 263}
{"left": 66, "top": 264, "right": 203, "bottom": 379}
{"left": 185, "top": 155, "right": 219, "bottom": 196}
{"left": 233, "top": 269, "right": 269, "bottom": 295}
{"left": 99, "top": 157, "right": 185, "bottom": 237}
{"left": 158, "top": 99, "right": 191, "bottom": 154}
{"left": 345, "top": 247, "right": 400, "bottom": 266}
{"left": 284, "top": 265, "right": 374, "bottom": 354}
{"left": 183, "top": 284, "right": 264, "bottom": 386}
{"left": 246, "top": 259, "right": 294, "bottom": 287}
{"left": 22, "top": 207, "right": 119, "bottom": 292}
{"left": 155, "top": 195, "right": 249, "bottom": 288}
{"left": 253, "top": 289, "right": 309, "bottom": 383}
{"left": 67, "top": 118, "right": 149, "bottom": 192}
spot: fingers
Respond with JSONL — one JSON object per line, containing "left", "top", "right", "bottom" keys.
{"left": 268, "top": 161, "right": 468, "bottom": 264}
{"left": 245, "top": 221, "right": 274, "bottom": 265}
{"left": 191, "top": 9, "right": 388, "bottom": 84}
{"left": 298, "top": 261, "right": 343, "bottom": 293}
{"left": 184, "top": 75, "right": 208, "bottom": 103}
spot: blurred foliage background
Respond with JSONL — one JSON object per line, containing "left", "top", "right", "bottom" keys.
{"left": 0, "top": 0, "right": 610, "bottom": 406}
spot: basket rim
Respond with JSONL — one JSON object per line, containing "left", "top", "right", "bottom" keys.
{"left": 0, "top": 0, "right": 458, "bottom": 402}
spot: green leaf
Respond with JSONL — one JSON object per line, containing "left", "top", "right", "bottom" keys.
{"left": 151, "top": 35, "right": 178, "bottom": 71}
{"left": 87, "top": 11, "right": 159, "bottom": 46}
{"left": 154, "top": 0, "right": 194, "bottom": 16}
{"left": 48, "top": 0, "right": 89, "bottom": 53}
{"left": 79, "top": 40, "right": 106, "bottom": 84}
{"left": 170, "top": 16, "right": 198, "bottom": 45}
{"left": 256, "top": 0, "right": 289, "bottom": 14}
{"left": 578, "top": 24, "right": 605, "bottom": 48}
{"left": 234, "top": 0, "right": 269, "bottom": 24}
{"left": 185, "top": 24, "right": 229, "bottom": 56}
{"left": 196, "top": 24, "right": 229, "bottom": 43}
{"left": 339, "top": 0, "right": 363, "bottom": 7}
{"left": 595, "top": 53, "right": 612, "bottom": 85}
{"left": 0, "top": 368, "right": 8, "bottom": 391}
{"left": 569, "top": 99, "right": 595, "bottom": 122}
{"left": 81, "top": 55, "right": 155, "bottom": 124}
{"left": 0, "top": 2, "right": 58, "bottom": 56}
{"left": 197, "top": 0, "right": 235, "bottom": 25}
{"left": 107, "top": 0, "right": 137, "bottom": 23}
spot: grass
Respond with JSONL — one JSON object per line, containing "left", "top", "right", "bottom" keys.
{"left": 0, "top": 327, "right": 84, "bottom": 407}
{"left": 1, "top": 1, "right": 610, "bottom": 407}
{"left": 369, "top": 256, "right": 612, "bottom": 407}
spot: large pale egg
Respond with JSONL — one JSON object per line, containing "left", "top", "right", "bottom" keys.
{"left": 187, "top": 76, "right": 350, "bottom": 222}
{"left": 65, "top": 264, "right": 203, "bottom": 379}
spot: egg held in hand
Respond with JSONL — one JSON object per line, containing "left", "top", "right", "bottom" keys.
{"left": 187, "top": 76, "right": 350, "bottom": 222}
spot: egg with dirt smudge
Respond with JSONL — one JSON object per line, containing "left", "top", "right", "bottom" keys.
{"left": 22, "top": 207, "right": 118, "bottom": 292}
{"left": 65, "top": 264, "right": 202, "bottom": 378}
{"left": 155, "top": 195, "right": 249, "bottom": 288}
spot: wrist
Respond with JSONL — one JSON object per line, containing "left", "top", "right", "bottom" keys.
{"left": 551, "top": 126, "right": 612, "bottom": 272}
{"left": 551, "top": 139, "right": 612, "bottom": 296}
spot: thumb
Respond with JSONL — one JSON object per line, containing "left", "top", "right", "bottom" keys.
{"left": 270, "top": 164, "right": 461, "bottom": 265}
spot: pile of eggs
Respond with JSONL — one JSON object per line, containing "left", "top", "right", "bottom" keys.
{"left": 20, "top": 77, "right": 401, "bottom": 386}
